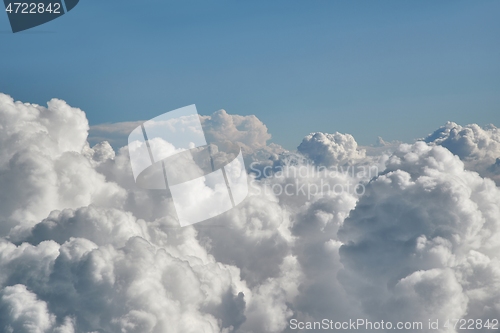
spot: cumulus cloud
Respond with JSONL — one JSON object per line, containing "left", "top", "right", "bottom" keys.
{"left": 338, "top": 142, "right": 500, "bottom": 330}
{"left": 0, "top": 94, "right": 125, "bottom": 238}
{"left": 425, "top": 121, "right": 500, "bottom": 184}
{"left": 297, "top": 132, "right": 366, "bottom": 167}
{"left": 1, "top": 92, "right": 499, "bottom": 333}
{"left": 0, "top": 284, "right": 57, "bottom": 333}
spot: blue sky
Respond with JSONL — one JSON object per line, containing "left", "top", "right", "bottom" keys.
{"left": 1, "top": 0, "right": 499, "bottom": 149}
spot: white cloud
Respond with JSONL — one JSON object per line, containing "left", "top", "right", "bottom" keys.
{"left": 1, "top": 92, "right": 499, "bottom": 332}
{"left": 297, "top": 132, "right": 366, "bottom": 167}
{"left": 200, "top": 110, "right": 271, "bottom": 151}
{"left": 425, "top": 121, "right": 500, "bottom": 184}
{"left": 0, "top": 284, "right": 57, "bottom": 333}
{"left": 338, "top": 142, "right": 500, "bottom": 330}
{"left": 0, "top": 94, "right": 125, "bottom": 238}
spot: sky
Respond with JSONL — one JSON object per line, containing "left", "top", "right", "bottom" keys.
{"left": 1, "top": 0, "right": 499, "bottom": 149}
{"left": 1, "top": 2, "right": 500, "bottom": 331}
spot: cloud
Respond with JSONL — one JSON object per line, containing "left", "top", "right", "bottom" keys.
{"left": 0, "top": 94, "right": 125, "bottom": 238}
{"left": 338, "top": 142, "right": 500, "bottom": 329}
{"left": 297, "top": 132, "right": 366, "bottom": 167}
{"left": 200, "top": 110, "right": 285, "bottom": 175}
{"left": 1, "top": 92, "right": 499, "bottom": 332}
{"left": 89, "top": 109, "right": 283, "bottom": 157}
{"left": 200, "top": 110, "right": 271, "bottom": 151}
{"left": 89, "top": 121, "right": 145, "bottom": 150}
{"left": 0, "top": 284, "right": 57, "bottom": 333}
{"left": 425, "top": 121, "right": 500, "bottom": 184}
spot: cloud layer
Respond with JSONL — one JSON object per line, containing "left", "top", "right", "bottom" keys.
{"left": 0, "top": 93, "right": 499, "bottom": 333}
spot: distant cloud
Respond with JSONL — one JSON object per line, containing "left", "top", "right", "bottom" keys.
{"left": 297, "top": 132, "right": 366, "bottom": 166}
{"left": 89, "top": 109, "right": 282, "bottom": 156}
{"left": 89, "top": 121, "right": 144, "bottom": 149}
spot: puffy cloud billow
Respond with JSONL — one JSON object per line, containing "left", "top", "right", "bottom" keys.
{"left": 297, "top": 132, "right": 366, "bottom": 167}
{"left": 338, "top": 142, "right": 500, "bottom": 329}
{"left": 0, "top": 92, "right": 499, "bottom": 333}
{"left": 425, "top": 122, "right": 500, "bottom": 185}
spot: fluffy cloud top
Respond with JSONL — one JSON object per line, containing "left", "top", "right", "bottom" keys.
{"left": 425, "top": 121, "right": 500, "bottom": 184}
{"left": 0, "top": 92, "right": 499, "bottom": 333}
{"left": 297, "top": 132, "right": 366, "bottom": 166}
{"left": 0, "top": 94, "right": 124, "bottom": 237}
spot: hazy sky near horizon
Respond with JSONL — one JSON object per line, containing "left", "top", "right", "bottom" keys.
{"left": 1, "top": 0, "right": 499, "bottom": 149}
